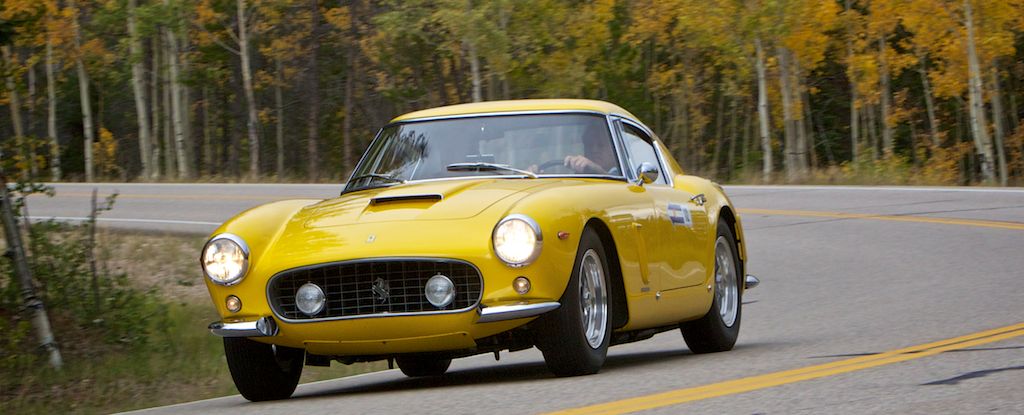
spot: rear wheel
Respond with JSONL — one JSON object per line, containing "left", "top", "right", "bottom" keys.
{"left": 224, "top": 337, "right": 304, "bottom": 401}
{"left": 681, "top": 221, "right": 742, "bottom": 353}
{"left": 534, "top": 228, "right": 611, "bottom": 376}
{"left": 395, "top": 355, "right": 452, "bottom": 377}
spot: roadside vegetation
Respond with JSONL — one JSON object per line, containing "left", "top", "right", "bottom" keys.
{"left": 0, "top": 187, "right": 384, "bottom": 415}
{"left": 2, "top": 1, "right": 1024, "bottom": 187}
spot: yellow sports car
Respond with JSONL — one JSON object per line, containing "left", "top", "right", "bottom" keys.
{"left": 202, "top": 99, "right": 758, "bottom": 401}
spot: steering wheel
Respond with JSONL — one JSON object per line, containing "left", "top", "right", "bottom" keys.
{"left": 536, "top": 159, "right": 572, "bottom": 173}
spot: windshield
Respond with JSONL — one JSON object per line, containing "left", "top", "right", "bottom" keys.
{"left": 345, "top": 113, "right": 622, "bottom": 192}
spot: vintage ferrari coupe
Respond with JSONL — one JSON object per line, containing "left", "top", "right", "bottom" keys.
{"left": 202, "top": 99, "right": 758, "bottom": 401}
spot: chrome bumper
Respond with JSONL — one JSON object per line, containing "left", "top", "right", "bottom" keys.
{"left": 209, "top": 316, "right": 279, "bottom": 337}
{"left": 745, "top": 274, "right": 760, "bottom": 290}
{"left": 477, "top": 302, "right": 560, "bottom": 323}
{"left": 209, "top": 303, "right": 560, "bottom": 336}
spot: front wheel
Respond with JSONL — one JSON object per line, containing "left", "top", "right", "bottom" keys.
{"left": 534, "top": 228, "right": 612, "bottom": 376}
{"left": 224, "top": 337, "right": 304, "bottom": 401}
{"left": 681, "top": 221, "right": 742, "bottom": 353}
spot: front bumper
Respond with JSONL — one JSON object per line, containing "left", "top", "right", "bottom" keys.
{"left": 209, "top": 301, "right": 560, "bottom": 338}
{"left": 209, "top": 316, "right": 279, "bottom": 337}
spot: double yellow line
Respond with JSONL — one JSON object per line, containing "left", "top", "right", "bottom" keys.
{"left": 548, "top": 322, "right": 1024, "bottom": 415}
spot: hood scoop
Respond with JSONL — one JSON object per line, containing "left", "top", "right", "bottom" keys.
{"left": 369, "top": 193, "right": 443, "bottom": 205}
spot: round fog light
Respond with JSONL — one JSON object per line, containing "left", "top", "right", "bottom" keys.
{"left": 296, "top": 283, "right": 326, "bottom": 316}
{"left": 225, "top": 295, "right": 242, "bottom": 313}
{"left": 425, "top": 274, "right": 455, "bottom": 308}
{"left": 513, "top": 277, "right": 531, "bottom": 295}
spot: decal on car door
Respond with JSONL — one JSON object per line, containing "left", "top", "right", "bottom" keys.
{"left": 667, "top": 203, "right": 693, "bottom": 227}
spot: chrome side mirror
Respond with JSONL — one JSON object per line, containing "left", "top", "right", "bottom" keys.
{"left": 635, "top": 162, "right": 659, "bottom": 186}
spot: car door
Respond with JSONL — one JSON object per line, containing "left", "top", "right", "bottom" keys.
{"left": 617, "top": 120, "right": 708, "bottom": 290}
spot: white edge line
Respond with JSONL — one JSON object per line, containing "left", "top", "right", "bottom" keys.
{"left": 724, "top": 185, "right": 1024, "bottom": 193}
{"left": 116, "top": 369, "right": 400, "bottom": 414}
{"left": 29, "top": 216, "right": 221, "bottom": 226}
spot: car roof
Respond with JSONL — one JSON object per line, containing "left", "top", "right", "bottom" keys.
{"left": 390, "top": 99, "right": 640, "bottom": 123}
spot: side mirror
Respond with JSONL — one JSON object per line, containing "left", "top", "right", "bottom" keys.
{"left": 635, "top": 162, "right": 659, "bottom": 186}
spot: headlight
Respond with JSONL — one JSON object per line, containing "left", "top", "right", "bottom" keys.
{"left": 201, "top": 234, "right": 249, "bottom": 286}
{"left": 492, "top": 214, "right": 542, "bottom": 267}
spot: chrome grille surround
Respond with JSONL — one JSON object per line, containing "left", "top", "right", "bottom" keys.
{"left": 267, "top": 258, "right": 483, "bottom": 323}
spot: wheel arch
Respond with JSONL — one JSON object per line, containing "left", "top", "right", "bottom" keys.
{"left": 584, "top": 217, "right": 629, "bottom": 330}
{"left": 717, "top": 205, "right": 745, "bottom": 278}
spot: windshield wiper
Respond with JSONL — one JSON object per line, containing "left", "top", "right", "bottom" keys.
{"left": 446, "top": 162, "right": 537, "bottom": 178}
{"left": 349, "top": 173, "right": 406, "bottom": 186}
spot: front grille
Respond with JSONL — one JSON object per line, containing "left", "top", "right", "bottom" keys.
{"left": 269, "top": 259, "right": 483, "bottom": 321}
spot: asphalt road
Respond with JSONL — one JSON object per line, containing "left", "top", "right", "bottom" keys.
{"left": 26, "top": 183, "right": 1024, "bottom": 414}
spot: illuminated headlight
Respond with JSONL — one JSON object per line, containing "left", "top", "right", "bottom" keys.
{"left": 296, "top": 283, "right": 326, "bottom": 316}
{"left": 492, "top": 214, "right": 542, "bottom": 267}
{"left": 425, "top": 274, "right": 456, "bottom": 308}
{"left": 201, "top": 234, "right": 249, "bottom": 286}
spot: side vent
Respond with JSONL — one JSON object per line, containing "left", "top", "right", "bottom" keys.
{"left": 369, "top": 193, "right": 443, "bottom": 205}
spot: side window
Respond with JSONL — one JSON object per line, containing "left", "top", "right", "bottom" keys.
{"left": 619, "top": 123, "right": 667, "bottom": 184}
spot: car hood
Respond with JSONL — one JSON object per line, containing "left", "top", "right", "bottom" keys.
{"left": 299, "top": 179, "right": 554, "bottom": 229}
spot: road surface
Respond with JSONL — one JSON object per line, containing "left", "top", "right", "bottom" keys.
{"left": 24, "top": 183, "right": 1024, "bottom": 414}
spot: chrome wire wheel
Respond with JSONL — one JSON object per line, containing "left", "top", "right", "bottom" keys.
{"left": 714, "top": 236, "right": 739, "bottom": 328}
{"left": 579, "top": 249, "right": 608, "bottom": 349}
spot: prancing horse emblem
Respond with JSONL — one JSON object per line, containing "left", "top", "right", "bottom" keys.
{"left": 371, "top": 278, "right": 390, "bottom": 303}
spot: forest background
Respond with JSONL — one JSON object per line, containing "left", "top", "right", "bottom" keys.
{"left": 2, "top": 0, "right": 1024, "bottom": 186}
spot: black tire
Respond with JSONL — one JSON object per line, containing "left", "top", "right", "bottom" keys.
{"left": 681, "top": 221, "right": 742, "bottom": 353}
{"left": 395, "top": 354, "right": 452, "bottom": 377}
{"left": 534, "top": 227, "right": 612, "bottom": 376}
{"left": 224, "top": 337, "right": 304, "bottom": 401}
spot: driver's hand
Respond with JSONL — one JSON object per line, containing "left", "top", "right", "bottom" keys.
{"left": 564, "top": 155, "right": 599, "bottom": 173}
{"left": 527, "top": 164, "right": 539, "bottom": 173}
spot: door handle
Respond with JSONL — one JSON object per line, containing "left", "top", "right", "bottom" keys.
{"left": 689, "top": 193, "right": 706, "bottom": 206}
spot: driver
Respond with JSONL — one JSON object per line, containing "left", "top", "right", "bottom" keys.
{"left": 563, "top": 131, "right": 617, "bottom": 174}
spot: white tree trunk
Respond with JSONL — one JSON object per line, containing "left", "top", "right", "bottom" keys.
{"left": 70, "top": 1, "right": 96, "bottom": 182}
{"left": 0, "top": 180, "right": 63, "bottom": 369}
{"left": 964, "top": 0, "right": 996, "bottom": 182}
{"left": 26, "top": 60, "right": 38, "bottom": 178}
{"left": 128, "top": 0, "right": 152, "bottom": 180}
{"left": 162, "top": 44, "right": 176, "bottom": 178}
{"left": 165, "top": 0, "right": 190, "bottom": 179}
{"left": 467, "top": 40, "right": 482, "bottom": 103}
{"left": 778, "top": 48, "right": 798, "bottom": 182}
{"left": 990, "top": 67, "right": 1008, "bottom": 186}
{"left": 275, "top": 58, "right": 285, "bottom": 177}
{"left": 45, "top": 37, "right": 61, "bottom": 180}
{"left": 150, "top": 36, "right": 162, "bottom": 180}
{"left": 179, "top": 29, "right": 195, "bottom": 178}
{"left": 918, "top": 59, "right": 940, "bottom": 147}
{"left": 202, "top": 86, "right": 213, "bottom": 175}
{"left": 845, "top": 0, "right": 859, "bottom": 163}
{"left": 755, "top": 38, "right": 773, "bottom": 179}
{"left": 238, "top": 0, "right": 261, "bottom": 178}
{"left": 2, "top": 46, "right": 26, "bottom": 173}
{"left": 879, "top": 37, "right": 894, "bottom": 155}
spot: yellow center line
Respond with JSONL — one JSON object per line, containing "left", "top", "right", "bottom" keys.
{"left": 739, "top": 208, "right": 1024, "bottom": 231}
{"left": 547, "top": 322, "right": 1024, "bottom": 415}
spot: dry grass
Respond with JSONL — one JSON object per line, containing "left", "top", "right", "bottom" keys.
{"left": 2, "top": 230, "right": 386, "bottom": 415}
{"left": 96, "top": 230, "right": 210, "bottom": 304}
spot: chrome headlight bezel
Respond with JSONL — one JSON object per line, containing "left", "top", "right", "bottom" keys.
{"left": 492, "top": 214, "right": 543, "bottom": 268}
{"left": 201, "top": 233, "right": 250, "bottom": 286}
